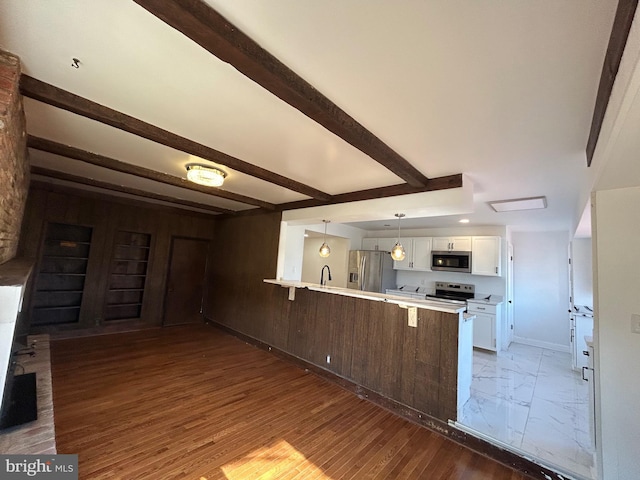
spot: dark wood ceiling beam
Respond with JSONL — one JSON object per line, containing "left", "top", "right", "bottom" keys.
{"left": 27, "top": 135, "right": 275, "bottom": 210}
{"left": 586, "top": 0, "right": 639, "bottom": 166}
{"left": 31, "top": 166, "right": 233, "bottom": 215}
{"left": 132, "top": 0, "right": 429, "bottom": 188}
{"left": 20, "top": 75, "right": 331, "bottom": 201}
{"left": 274, "top": 174, "right": 463, "bottom": 212}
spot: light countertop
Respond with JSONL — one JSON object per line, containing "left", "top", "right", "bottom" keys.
{"left": 264, "top": 279, "right": 467, "bottom": 314}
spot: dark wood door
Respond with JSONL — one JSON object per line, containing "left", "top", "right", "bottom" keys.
{"left": 163, "top": 237, "right": 209, "bottom": 326}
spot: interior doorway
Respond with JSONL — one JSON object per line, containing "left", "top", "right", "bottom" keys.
{"left": 163, "top": 237, "right": 209, "bottom": 326}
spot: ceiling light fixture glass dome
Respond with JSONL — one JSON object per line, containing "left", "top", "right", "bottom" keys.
{"left": 186, "top": 164, "right": 227, "bottom": 187}
{"left": 390, "top": 213, "right": 406, "bottom": 261}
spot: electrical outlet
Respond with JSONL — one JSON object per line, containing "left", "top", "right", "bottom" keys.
{"left": 408, "top": 307, "right": 417, "bottom": 328}
{"left": 631, "top": 314, "right": 640, "bottom": 334}
{"left": 326, "top": 355, "right": 331, "bottom": 364}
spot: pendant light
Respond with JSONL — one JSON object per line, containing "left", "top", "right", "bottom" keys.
{"left": 319, "top": 220, "right": 331, "bottom": 257}
{"left": 390, "top": 213, "right": 406, "bottom": 261}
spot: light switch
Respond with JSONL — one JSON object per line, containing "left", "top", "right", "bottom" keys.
{"left": 408, "top": 307, "right": 418, "bottom": 328}
{"left": 631, "top": 314, "right": 640, "bottom": 334}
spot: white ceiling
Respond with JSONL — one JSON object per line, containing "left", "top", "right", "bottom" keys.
{"left": 0, "top": 0, "right": 619, "bottom": 232}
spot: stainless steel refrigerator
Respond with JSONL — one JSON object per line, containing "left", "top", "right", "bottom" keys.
{"left": 347, "top": 250, "right": 397, "bottom": 293}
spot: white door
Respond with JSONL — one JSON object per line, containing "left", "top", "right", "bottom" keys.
{"left": 507, "top": 243, "right": 514, "bottom": 346}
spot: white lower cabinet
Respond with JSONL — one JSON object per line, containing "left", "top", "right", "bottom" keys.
{"left": 467, "top": 301, "right": 501, "bottom": 351}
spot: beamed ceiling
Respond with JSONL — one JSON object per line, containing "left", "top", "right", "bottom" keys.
{"left": 0, "top": 1, "right": 634, "bottom": 232}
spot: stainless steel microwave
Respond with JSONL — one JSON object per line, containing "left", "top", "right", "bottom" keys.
{"left": 431, "top": 251, "right": 472, "bottom": 273}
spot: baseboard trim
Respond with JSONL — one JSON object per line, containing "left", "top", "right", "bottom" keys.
{"left": 512, "top": 336, "right": 571, "bottom": 353}
{"left": 206, "top": 319, "right": 567, "bottom": 480}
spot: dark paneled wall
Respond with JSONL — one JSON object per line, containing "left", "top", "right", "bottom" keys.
{"left": 208, "top": 212, "right": 459, "bottom": 421}
{"left": 20, "top": 182, "right": 216, "bottom": 336}
{"left": 205, "top": 211, "right": 282, "bottom": 333}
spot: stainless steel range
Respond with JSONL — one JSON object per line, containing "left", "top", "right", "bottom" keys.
{"left": 425, "top": 281, "right": 475, "bottom": 305}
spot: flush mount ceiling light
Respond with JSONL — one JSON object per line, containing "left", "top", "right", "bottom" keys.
{"left": 390, "top": 213, "right": 406, "bottom": 262}
{"left": 186, "top": 164, "right": 227, "bottom": 187}
{"left": 319, "top": 220, "right": 331, "bottom": 258}
{"left": 488, "top": 196, "right": 547, "bottom": 212}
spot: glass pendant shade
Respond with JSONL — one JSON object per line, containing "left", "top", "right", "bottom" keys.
{"left": 390, "top": 213, "right": 406, "bottom": 261}
{"left": 319, "top": 242, "right": 331, "bottom": 257}
{"left": 390, "top": 242, "right": 406, "bottom": 261}
{"left": 319, "top": 219, "right": 331, "bottom": 257}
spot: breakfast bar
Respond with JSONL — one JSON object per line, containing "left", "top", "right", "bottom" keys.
{"left": 263, "top": 279, "right": 474, "bottom": 422}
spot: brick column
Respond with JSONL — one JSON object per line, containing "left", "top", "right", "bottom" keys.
{"left": 0, "top": 50, "right": 29, "bottom": 265}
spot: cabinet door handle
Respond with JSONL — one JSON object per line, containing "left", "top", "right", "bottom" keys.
{"left": 477, "top": 306, "right": 486, "bottom": 310}
{"left": 583, "top": 350, "right": 590, "bottom": 356}
{"left": 570, "top": 328, "right": 574, "bottom": 343}
{"left": 495, "top": 267, "right": 498, "bottom": 274}
{"left": 582, "top": 366, "right": 592, "bottom": 382}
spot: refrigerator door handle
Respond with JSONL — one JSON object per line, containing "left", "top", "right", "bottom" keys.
{"left": 360, "top": 255, "right": 366, "bottom": 290}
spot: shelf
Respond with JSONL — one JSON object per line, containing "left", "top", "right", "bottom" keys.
{"left": 33, "top": 305, "right": 80, "bottom": 311}
{"left": 35, "top": 289, "right": 83, "bottom": 294}
{"left": 32, "top": 222, "right": 93, "bottom": 326}
{"left": 105, "top": 230, "right": 151, "bottom": 322}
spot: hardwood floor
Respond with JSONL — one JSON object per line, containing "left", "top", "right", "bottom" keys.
{"left": 51, "top": 324, "right": 529, "bottom": 479}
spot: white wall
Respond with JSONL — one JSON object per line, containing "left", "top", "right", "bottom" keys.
{"left": 512, "top": 231, "right": 570, "bottom": 351}
{"left": 277, "top": 221, "right": 365, "bottom": 281}
{"left": 571, "top": 238, "right": 593, "bottom": 307}
{"left": 593, "top": 186, "right": 640, "bottom": 480}
{"left": 301, "top": 235, "right": 350, "bottom": 287}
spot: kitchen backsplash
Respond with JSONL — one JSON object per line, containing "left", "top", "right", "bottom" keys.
{"left": 395, "top": 269, "right": 505, "bottom": 296}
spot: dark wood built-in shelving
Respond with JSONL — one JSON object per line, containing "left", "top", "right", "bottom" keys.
{"left": 32, "top": 223, "right": 93, "bottom": 326}
{"left": 104, "top": 231, "right": 151, "bottom": 321}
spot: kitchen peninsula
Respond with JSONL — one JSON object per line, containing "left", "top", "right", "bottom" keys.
{"left": 263, "top": 279, "right": 474, "bottom": 423}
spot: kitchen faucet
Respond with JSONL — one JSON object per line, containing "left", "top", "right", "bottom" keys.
{"left": 320, "top": 265, "right": 332, "bottom": 286}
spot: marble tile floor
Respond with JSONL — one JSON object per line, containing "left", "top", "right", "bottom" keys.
{"left": 459, "top": 343, "right": 594, "bottom": 480}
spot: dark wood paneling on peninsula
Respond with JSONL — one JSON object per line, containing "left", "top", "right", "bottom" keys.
{"left": 19, "top": 183, "right": 215, "bottom": 336}
{"left": 207, "top": 210, "right": 460, "bottom": 422}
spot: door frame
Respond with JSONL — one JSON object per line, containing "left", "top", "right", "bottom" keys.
{"left": 162, "top": 235, "right": 210, "bottom": 326}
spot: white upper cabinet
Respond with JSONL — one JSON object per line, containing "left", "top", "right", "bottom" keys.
{"left": 432, "top": 236, "right": 472, "bottom": 252}
{"left": 361, "top": 237, "right": 396, "bottom": 252}
{"left": 393, "top": 237, "right": 432, "bottom": 271}
{"left": 361, "top": 238, "right": 378, "bottom": 250}
{"left": 471, "top": 236, "right": 502, "bottom": 276}
{"left": 411, "top": 237, "right": 433, "bottom": 270}
{"left": 377, "top": 238, "right": 397, "bottom": 253}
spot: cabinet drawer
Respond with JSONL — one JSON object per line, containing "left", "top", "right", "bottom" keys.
{"left": 466, "top": 302, "right": 496, "bottom": 315}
